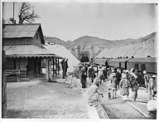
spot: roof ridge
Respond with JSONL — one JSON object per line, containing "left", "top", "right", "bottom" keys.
{"left": 3, "top": 23, "right": 41, "bottom": 26}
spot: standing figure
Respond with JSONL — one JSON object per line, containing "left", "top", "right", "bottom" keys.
{"left": 111, "top": 73, "right": 118, "bottom": 99}
{"left": 81, "top": 67, "right": 87, "bottom": 89}
{"left": 129, "top": 69, "right": 139, "bottom": 101}
{"left": 61, "top": 58, "right": 68, "bottom": 79}
{"left": 102, "top": 67, "right": 107, "bottom": 81}
{"left": 119, "top": 73, "right": 130, "bottom": 101}
{"left": 148, "top": 75, "right": 157, "bottom": 100}
{"left": 88, "top": 65, "right": 94, "bottom": 83}
{"left": 143, "top": 70, "right": 149, "bottom": 92}
{"left": 65, "top": 58, "right": 68, "bottom": 77}
{"left": 116, "top": 68, "right": 121, "bottom": 89}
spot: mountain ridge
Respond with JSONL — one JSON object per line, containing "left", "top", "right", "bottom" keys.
{"left": 44, "top": 31, "right": 156, "bottom": 58}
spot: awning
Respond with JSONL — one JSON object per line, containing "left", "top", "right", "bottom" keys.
{"left": 3, "top": 45, "right": 62, "bottom": 58}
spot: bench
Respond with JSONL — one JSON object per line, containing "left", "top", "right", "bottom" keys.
{"left": 5, "top": 70, "right": 20, "bottom": 82}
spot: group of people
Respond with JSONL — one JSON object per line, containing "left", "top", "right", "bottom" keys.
{"left": 108, "top": 67, "right": 157, "bottom": 101}
{"left": 62, "top": 62, "right": 157, "bottom": 118}
{"left": 83, "top": 65, "right": 157, "bottom": 118}
{"left": 79, "top": 63, "right": 107, "bottom": 89}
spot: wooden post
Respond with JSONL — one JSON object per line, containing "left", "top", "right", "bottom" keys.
{"left": 56, "top": 58, "right": 58, "bottom": 77}
{"left": 38, "top": 58, "right": 41, "bottom": 76}
{"left": 2, "top": 50, "right": 7, "bottom": 118}
{"left": 57, "top": 58, "right": 59, "bottom": 75}
{"left": 53, "top": 57, "right": 55, "bottom": 77}
{"left": 36, "top": 58, "right": 39, "bottom": 76}
{"left": 45, "top": 58, "right": 49, "bottom": 81}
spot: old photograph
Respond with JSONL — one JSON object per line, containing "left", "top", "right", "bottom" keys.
{"left": 1, "top": 0, "right": 158, "bottom": 119}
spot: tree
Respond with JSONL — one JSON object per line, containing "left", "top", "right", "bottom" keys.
{"left": 18, "top": 2, "right": 39, "bottom": 24}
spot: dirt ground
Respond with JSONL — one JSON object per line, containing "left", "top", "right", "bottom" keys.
{"left": 6, "top": 78, "right": 89, "bottom": 118}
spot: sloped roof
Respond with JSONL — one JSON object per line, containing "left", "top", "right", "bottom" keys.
{"left": 3, "top": 24, "right": 40, "bottom": 38}
{"left": 3, "top": 23, "right": 45, "bottom": 44}
{"left": 3, "top": 45, "right": 61, "bottom": 58}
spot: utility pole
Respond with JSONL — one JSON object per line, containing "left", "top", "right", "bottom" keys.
{"left": 12, "top": 2, "right": 16, "bottom": 24}
{"left": 13, "top": 2, "right": 15, "bottom": 21}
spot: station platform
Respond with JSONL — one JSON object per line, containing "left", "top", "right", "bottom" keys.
{"left": 6, "top": 78, "right": 95, "bottom": 118}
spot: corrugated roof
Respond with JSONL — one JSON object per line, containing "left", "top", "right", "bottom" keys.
{"left": 3, "top": 45, "right": 63, "bottom": 58}
{"left": 3, "top": 24, "right": 40, "bottom": 38}
{"left": 128, "top": 57, "right": 157, "bottom": 63}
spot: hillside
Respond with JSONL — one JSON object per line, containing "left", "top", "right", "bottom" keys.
{"left": 44, "top": 36, "right": 66, "bottom": 45}
{"left": 44, "top": 32, "right": 156, "bottom": 59}
{"left": 96, "top": 32, "right": 157, "bottom": 58}
{"left": 66, "top": 36, "right": 115, "bottom": 49}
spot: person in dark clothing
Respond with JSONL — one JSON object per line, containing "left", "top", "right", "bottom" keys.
{"left": 65, "top": 58, "right": 68, "bottom": 77}
{"left": 81, "top": 67, "right": 87, "bottom": 88}
{"left": 102, "top": 67, "right": 107, "bottom": 79}
{"left": 116, "top": 68, "right": 121, "bottom": 89}
{"left": 61, "top": 58, "right": 68, "bottom": 79}
{"left": 88, "top": 65, "right": 95, "bottom": 83}
{"left": 129, "top": 69, "right": 139, "bottom": 101}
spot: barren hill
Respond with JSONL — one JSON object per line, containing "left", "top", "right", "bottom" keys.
{"left": 96, "top": 32, "right": 157, "bottom": 58}
{"left": 44, "top": 32, "right": 156, "bottom": 59}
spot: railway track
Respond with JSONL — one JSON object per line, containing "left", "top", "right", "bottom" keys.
{"left": 96, "top": 99, "right": 150, "bottom": 119}
{"left": 127, "top": 101, "right": 149, "bottom": 118}
{"left": 95, "top": 84, "right": 151, "bottom": 119}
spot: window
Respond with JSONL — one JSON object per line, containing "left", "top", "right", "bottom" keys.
{"left": 134, "top": 64, "right": 139, "bottom": 70}
{"left": 141, "top": 64, "right": 146, "bottom": 72}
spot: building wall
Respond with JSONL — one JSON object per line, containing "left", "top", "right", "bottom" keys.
{"left": 34, "top": 31, "right": 42, "bottom": 44}
{"left": 6, "top": 58, "right": 15, "bottom": 69}
{"left": 3, "top": 38, "right": 32, "bottom": 46}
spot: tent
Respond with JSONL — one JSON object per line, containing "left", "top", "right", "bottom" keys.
{"left": 44, "top": 44, "right": 80, "bottom": 72}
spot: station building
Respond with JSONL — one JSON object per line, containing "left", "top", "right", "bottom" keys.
{"left": 2, "top": 23, "right": 62, "bottom": 82}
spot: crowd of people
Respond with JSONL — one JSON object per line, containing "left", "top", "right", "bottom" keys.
{"left": 62, "top": 61, "right": 157, "bottom": 118}
{"left": 78, "top": 63, "right": 157, "bottom": 101}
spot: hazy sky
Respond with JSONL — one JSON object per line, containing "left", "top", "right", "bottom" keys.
{"left": 3, "top": 2, "right": 157, "bottom": 41}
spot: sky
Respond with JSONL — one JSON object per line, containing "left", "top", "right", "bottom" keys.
{"left": 2, "top": 2, "right": 157, "bottom": 41}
